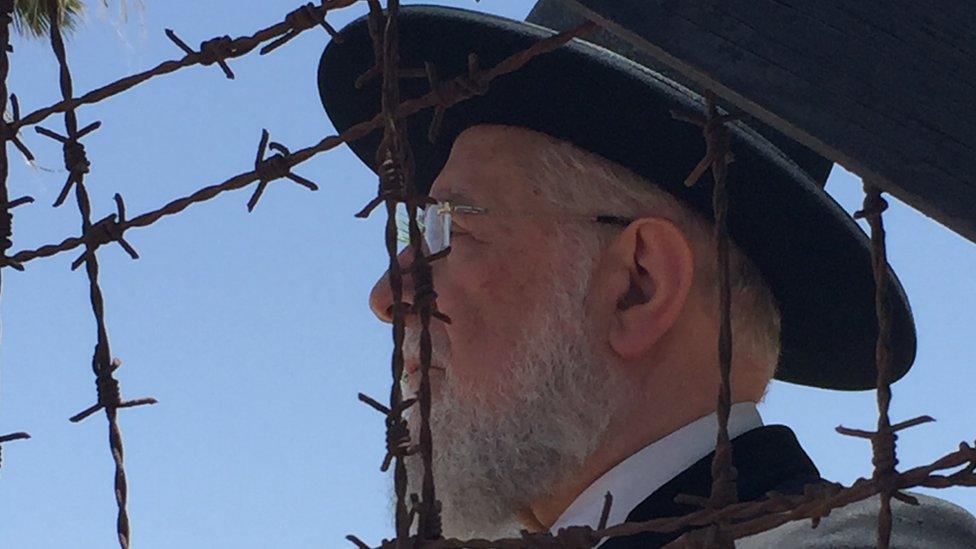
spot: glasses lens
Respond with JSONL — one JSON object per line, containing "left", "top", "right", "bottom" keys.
{"left": 425, "top": 204, "right": 449, "bottom": 254}
{"left": 394, "top": 204, "right": 450, "bottom": 254}
{"left": 395, "top": 204, "right": 411, "bottom": 249}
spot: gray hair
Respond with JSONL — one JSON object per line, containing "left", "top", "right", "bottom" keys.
{"left": 525, "top": 133, "right": 782, "bottom": 380}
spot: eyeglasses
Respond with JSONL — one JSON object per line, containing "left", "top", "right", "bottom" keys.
{"left": 396, "top": 200, "right": 634, "bottom": 255}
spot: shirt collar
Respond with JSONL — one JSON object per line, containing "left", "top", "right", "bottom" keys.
{"left": 549, "top": 402, "right": 763, "bottom": 535}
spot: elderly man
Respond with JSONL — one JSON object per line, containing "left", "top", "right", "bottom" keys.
{"left": 319, "top": 3, "right": 976, "bottom": 547}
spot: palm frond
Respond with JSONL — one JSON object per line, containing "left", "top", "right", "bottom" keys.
{"left": 13, "top": 0, "right": 85, "bottom": 38}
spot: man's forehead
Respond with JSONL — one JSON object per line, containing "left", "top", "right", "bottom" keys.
{"left": 430, "top": 124, "right": 557, "bottom": 203}
{"left": 453, "top": 124, "right": 557, "bottom": 157}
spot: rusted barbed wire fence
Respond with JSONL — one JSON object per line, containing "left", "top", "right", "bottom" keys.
{"left": 0, "top": 0, "right": 31, "bottom": 479}
{"left": 1, "top": 1, "right": 974, "bottom": 548}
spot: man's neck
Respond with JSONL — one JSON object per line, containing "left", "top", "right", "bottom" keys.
{"left": 524, "top": 401, "right": 761, "bottom": 531}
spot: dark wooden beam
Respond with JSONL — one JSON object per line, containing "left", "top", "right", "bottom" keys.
{"left": 565, "top": 0, "right": 976, "bottom": 243}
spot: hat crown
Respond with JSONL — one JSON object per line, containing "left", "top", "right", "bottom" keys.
{"left": 526, "top": 0, "right": 833, "bottom": 184}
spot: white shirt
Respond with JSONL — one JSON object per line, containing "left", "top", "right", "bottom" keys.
{"left": 549, "top": 402, "right": 763, "bottom": 539}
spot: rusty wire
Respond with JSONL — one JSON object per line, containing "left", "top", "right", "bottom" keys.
{"left": 0, "top": 0, "right": 31, "bottom": 469}
{"left": 41, "top": 1, "right": 157, "bottom": 547}
{"left": 10, "top": 0, "right": 360, "bottom": 135}
{"left": 5, "top": 20, "right": 597, "bottom": 271}
{"left": 376, "top": 0, "right": 445, "bottom": 541}
{"left": 373, "top": 2, "right": 415, "bottom": 542}
{"left": 669, "top": 90, "right": 741, "bottom": 549}
{"left": 0, "top": 0, "right": 13, "bottom": 268}
{"left": 340, "top": 4, "right": 976, "bottom": 548}
{"left": 4, "top": 1, "right": 976, "bottom": 548}
{"left": 352, "top": 439, "right": 976, "bottom": 549}
{"left": 833, "top": 181, "right": 937, "bottom": 549}
{"left": 350, "top": 0, "right": 449, "bottom": 544}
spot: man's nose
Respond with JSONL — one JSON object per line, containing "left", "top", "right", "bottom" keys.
{"left": 368, "top": 246, "right": 416, "bottom": 323}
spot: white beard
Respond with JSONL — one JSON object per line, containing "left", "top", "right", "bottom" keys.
{"left": 395, "top": 265, "right": 633, "bottom": 540}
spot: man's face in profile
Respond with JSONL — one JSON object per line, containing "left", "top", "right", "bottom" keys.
{"left": 368, "top": 125, "right": 631, "bottom": 538}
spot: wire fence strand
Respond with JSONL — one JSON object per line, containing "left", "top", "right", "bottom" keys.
{"left": 1, "top": 2, "right": 973, "bottom": 548}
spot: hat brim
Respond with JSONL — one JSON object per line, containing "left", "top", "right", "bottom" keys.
{"left": 317, "top": 5, "right": 916, "bottom": 390}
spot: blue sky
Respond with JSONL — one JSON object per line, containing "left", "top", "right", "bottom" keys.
{"left": 1, "top": 1, "right": 974, "bottom": 547}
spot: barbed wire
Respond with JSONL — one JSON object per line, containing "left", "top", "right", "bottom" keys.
{"left": 0, "top": 0, "right": 30, "bottom": 474}
{"left": 37, "top": 1, "right": 159, "bottom": 547}
{"left": 9, "top": 0, "right": 360, "bottom": 135}
{"left": 2, "top": 1, "right": 974, "bottom": 547}
{"left": 3, "top": 18, "right": 596, "bottom": 271}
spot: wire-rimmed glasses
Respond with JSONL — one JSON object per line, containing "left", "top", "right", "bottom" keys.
{"left": 395, "top": 200, "right": 633, "bottom": 255}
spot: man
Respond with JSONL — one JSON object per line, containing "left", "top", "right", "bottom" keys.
{"left": 318, "top": 3, "right": 976, "bottom": 547}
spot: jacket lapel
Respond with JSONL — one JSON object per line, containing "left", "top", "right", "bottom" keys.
{"left": 600, "top": 425, "right": 821, "bottom": 548}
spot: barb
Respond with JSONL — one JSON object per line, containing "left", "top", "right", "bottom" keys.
{"left": 0, "top": 431, "right": 30, "bottom": 471}
{"left": 10, "top": 1, "right": 368, "bottom": 134}
{"left": 598, "top": 492, "right": 614, "bottom": 531}
{"left": 421, "top": 55, "right": 490, "bottom": 145}
{"left": 2, "top": 93, "right": 35, "bottom": 162}
{"left": 34, "top": 120, "right": 100, "bottom": 207}
{"left": 248, "top": 129, "right": 319, "bottom": 212}
{"left": 67, "top": 193, "right": 139, "bottom": 270}
{"left": 0, "top": 431, "right": 30, "bottom": 443}
{"left": 165, "top": 30, "right": 237, "bottom": 79}
{"left": 69, "top": 357, "right": 158, "bottom": 423}
{"left": 260, "top": 2, "right": 342, "bottom": 56}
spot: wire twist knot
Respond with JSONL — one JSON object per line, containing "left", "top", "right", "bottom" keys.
{"left": 354, "top": 156, "right": 409, "bottom": 218}
{"left": 260, "top": 3, "right": 340, "bottom": 56}
{"left": 555, "top": 525, "right": 599, "bottom": 548}
{"left": 70, "top": 356, "right": 157, "bottom": 423}
{"left": 248, "top": 129, "right": 319, "bottom": 212}
{"left": 96, "top": 362, "right": 123, "bottom": 409}
{"left": 382, "top": 413, "right": 416, "bottom": 471}
{"left": 199, "top": 36, "right": 235, "bottom": 66}
{"left": 63, "top": 138, "right": 91, "bottom": 176}
{"left": 71, "top": 194, "right": 139, "bottom": 270}
{"left": 404, "top": 253, "right": 451, "bottom": 323}
{"left": 284, "top": 3, "right": 323, "bottom": 32}
{"left": 854, "top": 189, "right": 889, "bottom": 220}
{"left": 165, "top": 29, "right": 237, "bottom": 79}
{"left": 357, "top": 393, "right": 418, "bottom": 472}
{"left": 34, "top": 120, "right": 101, "bottom": 207}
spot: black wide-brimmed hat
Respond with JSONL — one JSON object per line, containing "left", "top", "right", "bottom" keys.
{"left": 317, "top": 3, "right": 916, "bottom": 391}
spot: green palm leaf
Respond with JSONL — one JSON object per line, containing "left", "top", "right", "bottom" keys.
{"left": 12, "top": 1, "right": 138, "bottom": 38}
{"left": 13, "top": 0, "right": 84, "bottom": 37}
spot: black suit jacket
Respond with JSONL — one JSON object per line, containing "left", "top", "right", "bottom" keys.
{"left": 600, "top": 425, "right": 821, "bottom": 548}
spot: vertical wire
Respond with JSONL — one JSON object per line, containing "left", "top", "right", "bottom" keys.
{"left": 705, "top": 91, "right": 738, "bottom": 548}
{"left": 371, "top": 0, "right": 412, "bottom": 544}
{"left": 860, "top": 182, "right": 896, "bottom": 549}
{"left": 45, "top": 1, "right": 134, "bottom": 546}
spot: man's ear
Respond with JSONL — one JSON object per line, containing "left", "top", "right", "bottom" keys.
{"left": 598, "top": 218, "right": 695, "bottom": 360}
